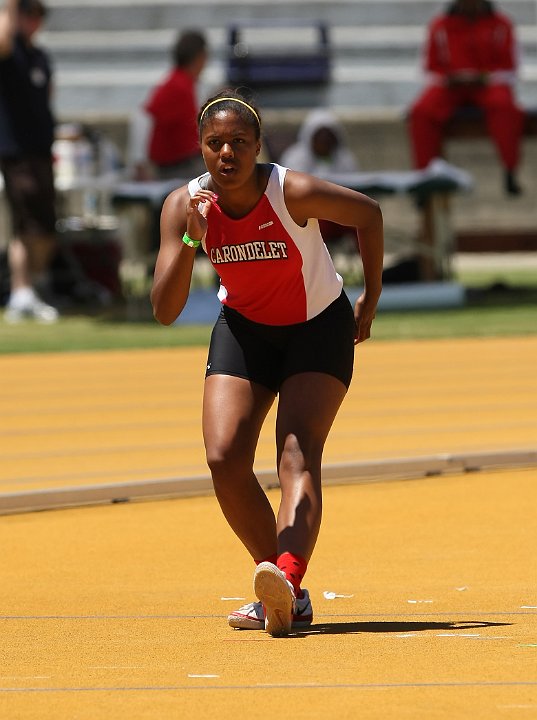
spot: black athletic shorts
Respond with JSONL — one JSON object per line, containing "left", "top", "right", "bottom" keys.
{"left": 0, "top": 154, "right": 56, "bottom": 236}
{"left": 206, "top": 291, "right": 356, "bottom": 394}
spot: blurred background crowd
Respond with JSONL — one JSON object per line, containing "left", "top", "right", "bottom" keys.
{"left": 1, "top": 0, "right": 536, "bottom": 321}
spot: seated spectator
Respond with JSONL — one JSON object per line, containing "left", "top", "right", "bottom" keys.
{"left": 280, "top": 109, "right": 359, "bottom": 243}
{"left": 408, "top": 0, "right": 524, "bottom": 195}
{"left": 280, "top": 108, "right": 359, "bottom": 176}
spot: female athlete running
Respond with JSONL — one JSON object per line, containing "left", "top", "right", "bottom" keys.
{"left": 151, "top": 90, "right": 384, "bottom": 636}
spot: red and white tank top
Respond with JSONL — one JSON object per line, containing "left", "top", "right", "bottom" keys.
{"left": 188, "top": 163, "right": 343, "bottom": 325}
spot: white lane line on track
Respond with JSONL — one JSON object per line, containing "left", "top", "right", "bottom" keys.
{"left": 2, "top": 681, "right": 537, "bottom": 693}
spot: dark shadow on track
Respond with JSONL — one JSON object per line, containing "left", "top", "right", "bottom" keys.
{"left": 290, "top": 620, "right": 512, "bottom": 637}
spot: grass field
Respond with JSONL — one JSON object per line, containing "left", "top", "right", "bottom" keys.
{"left": 1, "top": 267, "right": 535, "bottom": 354}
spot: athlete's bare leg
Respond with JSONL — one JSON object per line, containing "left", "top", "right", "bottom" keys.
{"left": 275, "top": 372, "right": 347, "bottom": 561}
{"left": 202, "top": 374, "right": 277, "bottom": 561}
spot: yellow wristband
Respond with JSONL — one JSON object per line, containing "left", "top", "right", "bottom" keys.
{"left": 182, "top": 233, "right": 201, "bottom": 248}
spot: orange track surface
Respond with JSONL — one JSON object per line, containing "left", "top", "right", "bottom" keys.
{"left": 1, "top": 336, "right": 536, "bottom": 494}
{"left": 0, "top": 337, "right": 536, "bottom": 718}
{"left": 0, "top": 469, "right": 536, "bottom": 719}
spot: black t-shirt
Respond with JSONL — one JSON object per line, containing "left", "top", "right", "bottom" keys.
{"left": 0, "top": 33, "right": 55, "bottom": 156}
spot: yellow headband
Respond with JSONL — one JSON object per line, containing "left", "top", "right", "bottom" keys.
{"left": 200, "top": 97, "right": 260, "bottom": 126}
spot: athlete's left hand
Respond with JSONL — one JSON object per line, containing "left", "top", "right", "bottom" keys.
{"left": 354, "top": 291, "right": 378, "bottom": 344}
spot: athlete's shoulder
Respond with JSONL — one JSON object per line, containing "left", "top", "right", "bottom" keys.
{"left": 161, "top": 183, "right": 190, "bottom": 216}
{"left": 280, "top": 166, "right": 327, "bottom": 201}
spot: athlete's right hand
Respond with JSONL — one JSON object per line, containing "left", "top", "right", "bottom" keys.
{"left": 185, "top": 190, "right": 219, "bottom": 241}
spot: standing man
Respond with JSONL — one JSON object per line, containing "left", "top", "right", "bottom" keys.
{"left": 0, "top": 0, "right": 59, "bottom": 322}
{"left": 408, "top": 0, "right": 524, "bottom": 195}
{"left": 144, "top": 30, "right": 208, "bottom": 180}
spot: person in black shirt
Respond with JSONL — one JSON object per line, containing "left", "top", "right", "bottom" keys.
{"left": 0, "top": 0, "right": 58, "bottom": 322}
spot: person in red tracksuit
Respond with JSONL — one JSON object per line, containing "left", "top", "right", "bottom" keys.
{"left": 408, "top": 0, "right": 524, "bottom": 194}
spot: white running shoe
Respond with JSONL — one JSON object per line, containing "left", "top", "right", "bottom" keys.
{"left": 253, "top": 562, "right": 295, "bottom": 637}
{"left": 4, "top": 287, "right": 58, "bottom": 324}
{"left": 228, "top": 589, "right": 313, "bottom": 630}
{"left": 228, "top": 599, "right": 265, "bottom": 630}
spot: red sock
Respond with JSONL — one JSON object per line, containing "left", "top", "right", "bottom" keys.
{"left": 277, "top": 552, "right": 307, "bottom": 598}
{"left": 255, "top": 553, "right": 277, "bottom": 566}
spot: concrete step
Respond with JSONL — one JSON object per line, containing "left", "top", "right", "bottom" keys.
{"left": 52, "top": 62, "right": 537, "bottom": 117}
{"left": 44, "top": 0, "right": 537, "bottom": 31}
{"left": 43, "top": 25, "right": 537, "bottom": 64}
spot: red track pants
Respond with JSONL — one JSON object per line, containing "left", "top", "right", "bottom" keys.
{"left": 408, "top": 84, "right": 523, "bottom": 170}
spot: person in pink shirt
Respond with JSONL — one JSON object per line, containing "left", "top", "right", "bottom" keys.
{"left": 145, "top": 30, "right": 208, "bottom": 179}
{"left": 408, "top": 0, "right": 524, "bottom": 194}
{"left": 151, "top": 90, "right": 384, "bottom": 637}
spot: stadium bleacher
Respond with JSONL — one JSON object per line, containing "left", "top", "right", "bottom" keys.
{"left": 42, "top": 0, "right": 537, "bottom": 117}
